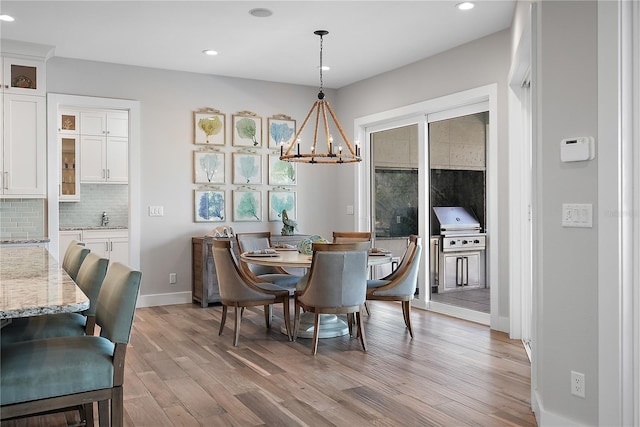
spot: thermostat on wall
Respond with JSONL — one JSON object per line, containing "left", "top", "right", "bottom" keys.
{"left": 561, "top": 136, "right": 595, "bottom": 162}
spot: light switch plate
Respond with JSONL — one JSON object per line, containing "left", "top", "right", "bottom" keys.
{"left": 562, "top": 203, "right": 592, "bottom": 228}
{"left": 149, "top": 206, "right": 164, "bottom": 217}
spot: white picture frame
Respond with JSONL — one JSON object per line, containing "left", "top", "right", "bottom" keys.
{"left": 232, "top": 190, "right": 262, "bottom": 222}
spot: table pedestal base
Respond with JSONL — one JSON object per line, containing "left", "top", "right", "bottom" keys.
{"left": 282, "top": 312, "right": 349, "bottom": 339}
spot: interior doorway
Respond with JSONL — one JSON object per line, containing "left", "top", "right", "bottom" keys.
{"left": 46, "top": 94, "right": 140, "bottom": 269}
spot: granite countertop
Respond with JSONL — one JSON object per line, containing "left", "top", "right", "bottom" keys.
{"left": 0, "top": 246, "right": 89, "bottom": 319}
{"left": 0, "top": 237, "right": 50, "bottom": 245}
{"left": 60, "top": 226, "right": 128, "bottom": 231}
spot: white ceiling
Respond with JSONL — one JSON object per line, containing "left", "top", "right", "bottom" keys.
{"left": 0, "top": 1, "right": 515, "bottom": 89}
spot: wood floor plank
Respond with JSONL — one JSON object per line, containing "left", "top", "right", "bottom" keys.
{"left": 2, "top": 300, "right": 536, "bottom": 426}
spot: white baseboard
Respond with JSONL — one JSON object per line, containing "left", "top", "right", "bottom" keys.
{"left": 534, "top": 390, "right": 581, "bottom": 426}
{"left": 136, "top": 291, "right": 193, "bottom": 308}
{"left": 427, "top": 301, "right": 491, "bottom": 326}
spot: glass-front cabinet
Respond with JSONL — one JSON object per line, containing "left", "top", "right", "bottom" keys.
{"left": 2, "top": 56, "right": 46, "bottom": 96}
{"left": 60, "top": 135, "right": 79, "bottom": 201}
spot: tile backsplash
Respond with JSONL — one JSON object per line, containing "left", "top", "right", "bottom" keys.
{"left": 59, "top": 184, "right": 128, "bottom": 228}
{"left": 0, "top": 199, "right": 46, "bottom": 239}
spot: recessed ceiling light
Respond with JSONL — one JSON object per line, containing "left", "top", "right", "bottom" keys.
{"left": 202, "top": 49, "right": 218, "bottom": 56}
{"left": 318, "top": 65, "right": 330, "bottom": 71}
{"left": 249, "top": 8, "right": 272, "bottom": 18}
{"left": 456, "top": 2, "right": 475, "bottom": 10}
{"left": 0, "top": 14, "right": 15, "bottom": 22}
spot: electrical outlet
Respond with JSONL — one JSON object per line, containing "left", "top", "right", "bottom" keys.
{"left": 571, "top": 371, "right": 585, "bottom": 398}
{"left": 169, "top": 273, "right": 177, "bottom": 284}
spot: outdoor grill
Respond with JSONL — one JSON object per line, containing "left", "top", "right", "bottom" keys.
{"left": 431, "top": 206, "right": 486, "bottom": 293}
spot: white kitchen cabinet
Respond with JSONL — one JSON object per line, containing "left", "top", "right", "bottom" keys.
{"left": 2, "top": 55, "right": 46, "bottom": 97}
{"left": 1, "top": 44, "right": 51, "bottom": 198}
{"left": 80, "top": 135, "right": 128, "bottom": 183}
{"left": 59, "top": 230, "right": 83, "bottom": 260}
{"left": 80, "top": 111, "right": 128, "bottom": 137}
{"left": 82, "top": 229, "right": 129, "bottom": 265}
{"left": 1, "top": 93, "right": 46, "bottom": 197}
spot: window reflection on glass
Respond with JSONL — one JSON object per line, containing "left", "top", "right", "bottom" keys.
{"left": 374, "top": 169, "right": 418, "bottom": 238}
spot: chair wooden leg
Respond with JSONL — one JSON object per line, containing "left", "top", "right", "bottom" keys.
{"left": 311, "top": 313, "right": 320, "bottom": 355}
{"left": 364, "top": 301, "right": 370, "bottom": 316}
{"left": 347, "top": 313, "right": 354, "bottom": 337}
{"left": 264, "top": 304, "right": 273, "bottom": 328}
{"left": 97, "top": 399, "right": 109, "bottom": 427}
{"left": 233, "top": 306, "right": 242, "bottom": 347}
{"left": 83, "top": 402, "right": 94, "bottom": 427}
{"left": 112, "top": 386, "right": 123, "bottom": 427}
{"left": 356, "top": 311, "right": 367, "bottom": 352}
{"left": 218, "top": 305, "right": 227, "bottom": 336}
{"left": 282, "top": 298, "right": 292, "bottom": 341}
{"left": 293, "top": 299, "right": 300, "bottom": 341}
{"left": 403, "top": 300, "right": 414, "bottom": 338}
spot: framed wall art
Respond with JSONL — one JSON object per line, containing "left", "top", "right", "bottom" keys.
{"left": 194, "top": 108, "right": 225, "bottom": 145}
{"left": 268, "top": 154, "right": 296, "bottom": 186}
{"left": 267, "top": 114, "right": 296, "bottom": 149}
{"left": 268, "top": 190, "right": 296, "bottom": 222}
{"left": 194, "top": 189, "right": 225, "bottom": 222}
{"left": 232, "top": 189, "right": 262, "bottom": 222}
{"left": 233, "top": 152, "right": 262, "bottom": 185}
{"left": 232, "top": 111, "right": 262, "bottom": 147}
{"left": 194, "top": 151, "right": 225, "bottom": 184}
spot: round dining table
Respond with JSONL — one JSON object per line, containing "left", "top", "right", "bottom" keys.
{"left": 240, "top": 248, "right": 393, "bottom": 339}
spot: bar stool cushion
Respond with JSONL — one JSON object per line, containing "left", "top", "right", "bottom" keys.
{"left": 1, "top": 335, "right": 115, "bottom": 405}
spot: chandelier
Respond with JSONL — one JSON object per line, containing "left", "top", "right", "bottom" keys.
{"left": 280, "top": 30, "right": 361, "bottom": 164}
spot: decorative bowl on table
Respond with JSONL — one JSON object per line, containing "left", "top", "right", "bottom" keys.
{"left": 297, "top": 235, "right": 327, "bottom": 255}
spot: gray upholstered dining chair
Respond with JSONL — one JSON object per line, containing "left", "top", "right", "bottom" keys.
{"left": 62, "top": 242, "right": 90, "bottom": 281}
{"left": 212, "top": 239, "right": 292, "bottom": 346}
{"left": 235, "top": 232, "right": 302, "bottom": 291}
{"left": 366, "top": 236, "right": 422, "bottom": 338}
{"left": 294, "top": 242, "right": 369, "bottom": 355}
{"left": 1, "top": 262, "right": 142, "bottom": 427}
{"left": 62, "top": 239, "right": 85, "bottom": 266}
{"left": 1, "top": 253, "right": 109, "bottom": 345}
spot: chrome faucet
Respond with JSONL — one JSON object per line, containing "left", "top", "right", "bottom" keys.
{"left": 101, "top": 212, "right": 110, "bottom": 227}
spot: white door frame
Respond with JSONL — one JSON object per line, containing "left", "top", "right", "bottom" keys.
{"left": 354, "top": 84, "right": 501, "bottom": 330}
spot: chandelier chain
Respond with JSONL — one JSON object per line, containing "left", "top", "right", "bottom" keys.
{"left": 319, "top": 33, "right": 324, "bottom": 94}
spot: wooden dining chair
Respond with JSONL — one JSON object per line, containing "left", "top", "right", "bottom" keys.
{"left": 1, "top": 253, "right": 109, "bottom": 345}
{"left": 235, "top": 232, "right": 302, "bottom": 291}
{"left": 366, "top": 236, "right": 422, "bottom": 338}
{"left": 212, "top": 239, "right": 292, "bottom": 346}
{"left": 294, "top": 242, "right": 369, "bottom": 355}
{"left": 0, "top": 262, "right": 142, "bottom": 427}
{"left": 332, "top": 231, "right": 372, "bottom": 244}
{"left": 62, "top": 242, "right": 90, "bottom": 281}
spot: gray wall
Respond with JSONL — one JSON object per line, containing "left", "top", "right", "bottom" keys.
{"left": 535, "top": 1, "right": 599, "bottom": 424}
{"left": 46, "top": 58, "right": 345, "bottom": 298}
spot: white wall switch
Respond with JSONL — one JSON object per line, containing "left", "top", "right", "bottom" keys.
{"left": 149, "top": 206, "right": 164, "bottom": 217}
{"left": 346, "top": 205, "right": 354, "bottom": 215}
{"left": 562, "top": 203, "right": 593, "bottom": 228}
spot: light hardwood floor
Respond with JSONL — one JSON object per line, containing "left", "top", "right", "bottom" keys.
{"left": 4, "top": 301, "right": 536, "bottom": 426}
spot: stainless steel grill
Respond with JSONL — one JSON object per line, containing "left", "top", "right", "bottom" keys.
{"left": 432, "top": 207, "right": 486, "bottom": 293}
